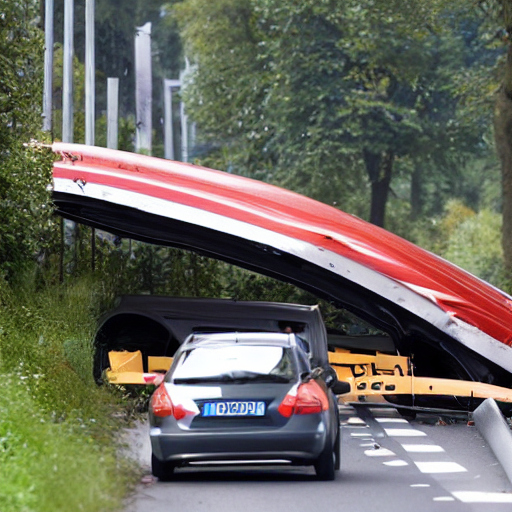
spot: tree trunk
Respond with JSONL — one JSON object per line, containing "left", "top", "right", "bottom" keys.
{"left": 410, "top": 166, "right": 424, "bottom": 220}
{"left": 495, "top": 2, "right": 512, "bottom": 275}
{"left": 495, "top": 86, "right": 512, "bottom": 273}
{"left": 364, "top": 149, "right": 394, "bottom": 227}
{"left": 495, "top": 8, "right": 512, "bottom": 273}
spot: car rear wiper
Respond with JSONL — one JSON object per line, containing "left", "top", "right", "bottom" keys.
{"left": 173, "top": 372, "right": 291, "bottom": 384}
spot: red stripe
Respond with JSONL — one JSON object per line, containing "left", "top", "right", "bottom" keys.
{"left": 52, "top": 143, "right": 512, "bottom": 346}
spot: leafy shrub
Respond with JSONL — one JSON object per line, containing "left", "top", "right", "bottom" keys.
{"left": 0, "top": 275, "right": 138, "bottom": 512}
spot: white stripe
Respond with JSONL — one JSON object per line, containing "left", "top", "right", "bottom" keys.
{"left": 433, "top": 496, "right": 455, "bottom": 502}
{"left": 414, "top": 461, "right": 467, "bottom": 474}
{"left": 383, "top": 460, "right": 408, "bottom": 466}
{"left": 401, "top": 444, "right": 445, "bottom": 453}
{"left": 376, "top": 418, "right": 409, "bottom": 423}
{"left": 347, "top": 417, "right": 367, "bottom": 424}
{"left": 364, "top": 448, "right": 395, "bottom": 457}
{"left": 384, "top": 428, "right": 427, "bottom": 437}
{"left": 452, "top": 492, "right": 512, "bottom": 503}
{"left": 53, "top": 177, "right": 512, "bottom": 374}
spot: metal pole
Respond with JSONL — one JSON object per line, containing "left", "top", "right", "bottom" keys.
{"left": 85, "top": 0, "right": 96, "bottom": 271}
{"left": 62, "top": 0, "right": 74, "bottom": 142}
{"left": 43, "top": 0, "right": 54, "bottom": 133}
{"left": 85, "top": 0, "right": 95, "bottom": 146}
{"left": 179, "top": 64, "right": 189, "bottom": 162}
{"left": 180, "top": 97, "right": 188, "bottom": 162}
{"left": 164, "top": 79, "right": 180, "bottom": 160}
{"left": 135, "top": 22, "right": 152, "bottom": 154}
{"left": 107, "top": 78, "right": 119, "bottom": 150}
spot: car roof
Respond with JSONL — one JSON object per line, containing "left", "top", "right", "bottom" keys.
{"left": 182, "top": 331, "right": 296, "bottom": 350}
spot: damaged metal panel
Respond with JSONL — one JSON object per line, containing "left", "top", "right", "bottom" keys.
{"left": 51, "top": 143, "right": 512, "bottom": 389}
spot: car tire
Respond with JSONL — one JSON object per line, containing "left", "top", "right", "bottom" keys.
{"left": 334, "top": 429, "right": 341, "bottom": 471}
{"left": 314, "top": 443, "right": 336, "bottom": 481}
{"left": 151, "top": 453, "right": 175, "bottom": 481}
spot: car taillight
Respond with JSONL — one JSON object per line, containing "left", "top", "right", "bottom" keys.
{"left": 151, "top": 384, "right": 174, "bottom": 417}
{"left": 151, "top": 384, "right": 196, "bottom": 420}
{"left": 278, "top": 380, "right": 329, "bottom": 417}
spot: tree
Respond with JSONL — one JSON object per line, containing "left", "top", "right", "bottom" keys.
{"left": 174, "top": 0, "right": 491, "bottom": 227}
{"left": 491, "top": 1, "right": 512, "bottom": 273}
{"left": 172, "top": 0, "right": 271, "bottom": 173}
{"left": 0, "top": 0, "right": 56, "bottom": 281}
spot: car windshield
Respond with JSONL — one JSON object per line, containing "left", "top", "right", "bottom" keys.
{"left": 171, "top": 345, "right": 296, "bottom": 384}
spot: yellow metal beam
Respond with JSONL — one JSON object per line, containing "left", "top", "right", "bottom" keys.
{"left": 328, "top": 349, "right": 512, "bottom": 406}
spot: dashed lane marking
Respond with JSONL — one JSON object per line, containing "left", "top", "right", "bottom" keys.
{"left": 414, "top": 461, "right": 467, "bottom": 474}
{"left": 452, "top": 492, "right": 512, "bottom": 503}
{"left": 364, "top": 448, "right": 396, "bottom": 457}
{"left": 401, "top": 444, "right": 445, "bottom": 453}
{"left": 384, "top": 428, "right": 427, "bottom": 437}
{"left": 383, "top": 459, "right": 409, "bottom": 467}
{"left": 375, "top": 418, "right": 409, "bottom": 423}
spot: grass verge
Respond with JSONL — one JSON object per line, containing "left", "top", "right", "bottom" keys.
{"left": 0, "top": 275, "right": 139, "bottom": 512}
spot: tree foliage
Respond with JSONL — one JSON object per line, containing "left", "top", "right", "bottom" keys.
{"left": 0, "top": 0, "right": 56, "bottom": 281}
{"left": 173, "top": 0, "right": 497, "bottom": 227}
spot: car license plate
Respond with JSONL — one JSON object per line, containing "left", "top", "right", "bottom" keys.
{"left": 202, "top": 401, "right": 265, "bottom": 417}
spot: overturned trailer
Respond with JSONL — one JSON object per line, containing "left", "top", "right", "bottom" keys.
{"left": 94, "top": 296, "right": 329, "bottom": 385}
{"left": 51, "top": 143, "right": 512, "bottom": 414}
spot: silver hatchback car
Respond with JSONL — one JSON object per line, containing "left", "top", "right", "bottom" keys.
{"left": 149, "top": 332, "right": 346, "bottom": 480}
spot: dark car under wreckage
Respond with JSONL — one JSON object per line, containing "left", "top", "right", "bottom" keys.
{"left": 50, "top": 143, "right": 512, "bottom": 415}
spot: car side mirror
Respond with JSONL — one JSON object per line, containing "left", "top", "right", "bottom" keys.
{"left": 310, "top": 367, "right": 324, "bottom": 380}
{"left": 332, "top": 380, "right": 351, "bottom": 395}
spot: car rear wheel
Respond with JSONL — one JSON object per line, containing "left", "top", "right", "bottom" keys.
{"left": 151, "top": 453, "right": 175, "bottom": 481}
{"left": 334, "top": 429, "right": 341, "bottom": 471}
{"left": 314, "top": 443, "right": 336, "bottom": 481}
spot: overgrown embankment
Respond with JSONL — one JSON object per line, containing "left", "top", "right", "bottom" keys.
{"left": 0, "top": 276, "right": 138, "bottom": 512}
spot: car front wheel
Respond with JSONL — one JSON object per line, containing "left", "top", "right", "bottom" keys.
{"left": 151, "top": 453, "right": 175, "bottom": 481}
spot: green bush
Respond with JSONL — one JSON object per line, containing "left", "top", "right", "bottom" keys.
{"left": 443, "top": 208, "right": 507, "bottom": 289}
{"left": 0, "top": 275, "right": 138, "bottom": 512}
{"left": 0, "top": 374, "right": 130, "bottom": 512}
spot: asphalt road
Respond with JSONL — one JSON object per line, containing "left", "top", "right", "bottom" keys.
{"left": 122, "top": 406, "right": 512, "bottom": 512}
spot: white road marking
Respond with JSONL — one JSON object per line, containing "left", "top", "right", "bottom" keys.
{"left": 376, "top": 418, "right": 409, "bottom": 423}
{"left": 433, "top": 496, "right": 455, "bottom": 502}
{"left": 384, "top": 428, "right": 427, "bottom": 437}
{"left": 350, "top": 432, "right": 373, "bottom": 437}
{"left": 452, "top": 491, "right": 512, "bottom": 503}
{"left": 414, "top": 461, "right": 467, "bottom": 474}
{"left": 347, "top": 417, "right": 366, "bottom": 424}
{"left": 410, "top": 484, "right": 431, "bottom": 488}
{"left": 383, "top": 460, "right": 409, "bottom": 467}
{"left": 401, "top": 444, "right": 445, "bottom": 453}
{"left": 364, "top": 448, "right": 396, "bottom": 457}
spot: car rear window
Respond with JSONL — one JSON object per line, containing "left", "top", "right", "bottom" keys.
{"left": 170, "top": 345, "right": 296, "bottom": 383}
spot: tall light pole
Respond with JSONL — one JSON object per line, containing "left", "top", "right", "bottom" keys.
{"left": 107, "top": 78, "right": 119, "bottom": 150}
{"left": 164, "top": 79, "right": 180, "bottom": 160}
{"left": 62, "top": 0, "right": 74, "bottom": 142}
{"left": 43, "top": 0, "right": 54, "bottom": 133}
{"left": 85, "top": 0, "right": 95, "bottom": 146}
{"left": 135, "top": 22, "right": 152, "bottom": 154}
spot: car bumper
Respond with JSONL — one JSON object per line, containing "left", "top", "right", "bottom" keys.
{"left": 150, "top": 417, "right": 329, "bottom": 465}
